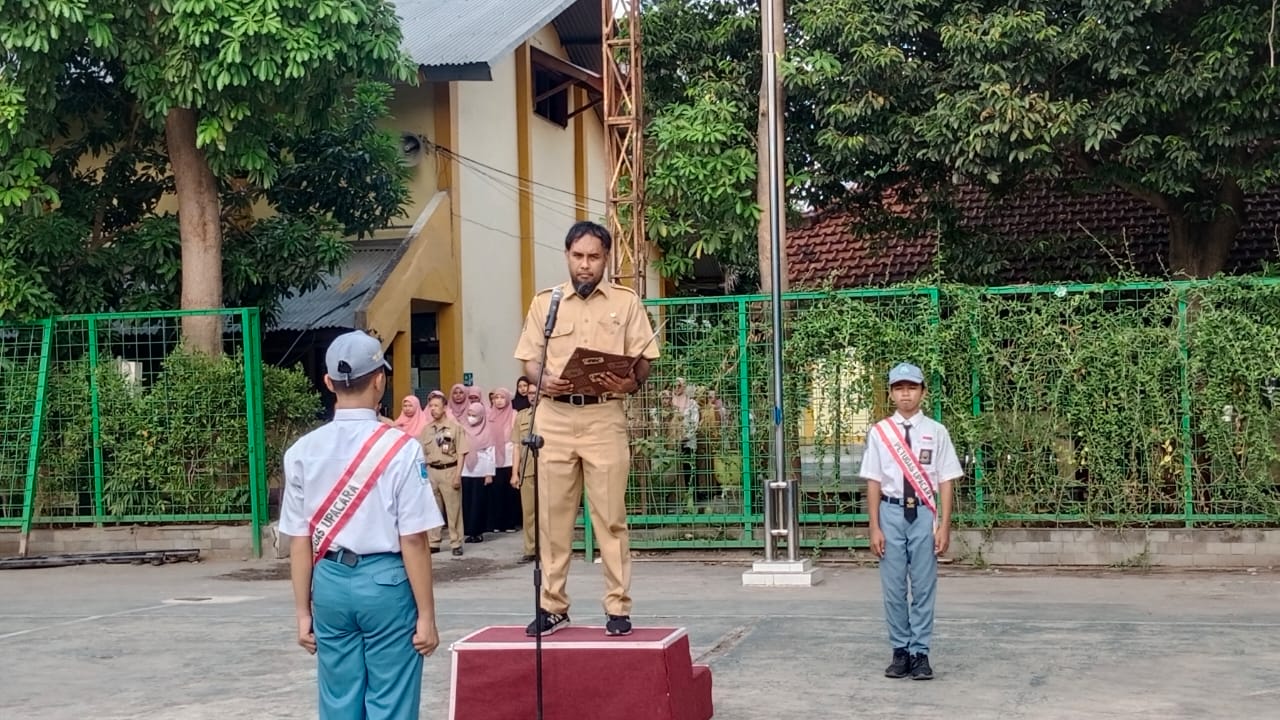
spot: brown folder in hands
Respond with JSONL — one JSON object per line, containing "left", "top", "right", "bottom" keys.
{"left": 556, "top": 319, "right": 665, "bottom": 396}
{"left": 559, "top": 348, "right": 644, "bottom": 396}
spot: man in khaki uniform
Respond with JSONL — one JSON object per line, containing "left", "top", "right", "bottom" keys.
{"left": 511, "top": 397, "right": 537, "bottom": 563}
{"left": 514, "top": 220, "right": 660, "bottom": 638}
{"left": 421, "top": 391, "right": 469, "bottom": 557}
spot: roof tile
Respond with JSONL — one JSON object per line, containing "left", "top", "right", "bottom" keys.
{"left": 787, "top": 182, "right": 1280, "bottom": 287}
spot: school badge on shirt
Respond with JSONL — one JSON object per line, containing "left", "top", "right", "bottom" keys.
{"left": 419, "top": 461, "right": 429, "bottom": 483}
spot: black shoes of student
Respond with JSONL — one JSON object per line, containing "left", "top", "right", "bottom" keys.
{"left": 885, "top": 648, "right": 912, "bottom": 678}
{"left": 451, "top": 547, "right": 463, "bottom": 557}
{"left": 465, "top": 535, "right": 483, "bottom": 543}
{"left": 518, "top": 554, "right": 535, "bottom": 564}
{"left": 526, "top": 609, "right": 570, "bottom": 636}
{"left": 605, "top": 615, "right": 633, "bottom": 636}
{"left": 910, "top": 653, "right": 934, "bottom": 680}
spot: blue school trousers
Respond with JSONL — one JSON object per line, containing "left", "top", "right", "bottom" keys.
{"left": 878, "top": 503, "right": 938, "bottom": 655}
{"left": 312, "top": 551, "right": 422, "bottom": 719}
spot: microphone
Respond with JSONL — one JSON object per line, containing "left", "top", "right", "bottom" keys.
{"left": 543, "top": 286, "right": 563, "bottom": 338}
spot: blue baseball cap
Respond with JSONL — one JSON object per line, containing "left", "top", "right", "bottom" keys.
{"left": 325, "top": 330, "right": 391, "bottom": 385}
{"left": 888, "top": 362, "right": 925, "bottom": 386}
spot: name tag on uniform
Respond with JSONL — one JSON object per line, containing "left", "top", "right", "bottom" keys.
{"left": 918, "top": 449, "right": 933, "bottom": 465}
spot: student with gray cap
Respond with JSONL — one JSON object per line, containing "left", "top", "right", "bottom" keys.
{"left": 859, "top": 362, "right": 963, "bottom": 680}
{"left": 279, "top": 330, "right": 445, "bottom": 719}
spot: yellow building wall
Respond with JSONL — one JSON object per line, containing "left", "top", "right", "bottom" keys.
{"left": 802, "top": 351, "right": 876, "bottom": 446}
{"left": 379, "top": 81, "right": 440, "bottom": 232}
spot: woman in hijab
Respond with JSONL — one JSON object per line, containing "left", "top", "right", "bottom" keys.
{"left": 391, "top": 395, "right": 428, "bottom": 439}
{"left": 512, "top": 376, "right": 532, "bottom": 411}
{"left": 459, "top": 400, "right": 495, "bottom": 543}
{"left": 465, "top": 385, "right": 487, "bottom": 411}
{"left": 448, "top": 383, "right": 469, "bottom": 421}
{"left": 486, "top": 387, "right": 522, "bottom": 532}
{"left": 671, "top": 378, "right": 701, "bottom": 501}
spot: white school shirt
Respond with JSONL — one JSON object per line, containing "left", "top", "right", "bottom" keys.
{"left": 463, "top": 445, "right": 496, "bottom": 478}
{"left": 858, "top": 412, "right": 964, "bottom": 499}
{"left": 278, "top": 409, "right": 443, "bottom": 555}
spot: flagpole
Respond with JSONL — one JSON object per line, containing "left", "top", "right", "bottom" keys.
{"left": 741, "top": 0, "right": 822, "bottom": 587}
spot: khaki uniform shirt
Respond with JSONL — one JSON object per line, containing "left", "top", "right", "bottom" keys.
{"left": 421, "top": 416, "right": 469, "bottom": 482}
{"left": 514, "top": 281, "right": 661, "bottom": 383}
{"left": 512, "top": 407, "right": 536, "bottom": 482}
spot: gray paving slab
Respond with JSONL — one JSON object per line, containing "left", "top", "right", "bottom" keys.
{"left": 1, "top": 529, "right": 1278, "bottom": 719}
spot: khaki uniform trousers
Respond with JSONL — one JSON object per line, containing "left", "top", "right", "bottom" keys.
{"left": 535, "top": 397, "right": 631, "bottom": 616}
{"left": 520, "top": 471, "right": 536, "bottom": 557}
{"left": 428, "top": 467, "right": 464, "bottom": 549}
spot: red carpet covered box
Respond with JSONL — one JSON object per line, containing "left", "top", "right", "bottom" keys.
{"left": 449, "top": 626, "right": 713, "bottom": 720}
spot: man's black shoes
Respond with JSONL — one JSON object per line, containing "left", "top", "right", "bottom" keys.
{"left": 910, "top": 653, "right": 934, "bottom": 680}
{"left": 525, "top": 610, "right": 570, "bottom": 637}
{"left": 884, "top": 648, "right": 911, "bottom": 678}
{"left": 605, "top": 615, "right": 633, "bottom": 636}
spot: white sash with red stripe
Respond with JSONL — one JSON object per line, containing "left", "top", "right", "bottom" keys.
{"left": 872, "top": 418, "right": 937, "bottom": 517}
{"left": 309, "top": 424, "right": 413, "bottom": 564}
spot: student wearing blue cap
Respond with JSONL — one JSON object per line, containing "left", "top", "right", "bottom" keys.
{"left": 279, "top": 330, "right": 445, "bottom": 719}
{"left": 859, "top": 362, "right": 963, "bottom": 680}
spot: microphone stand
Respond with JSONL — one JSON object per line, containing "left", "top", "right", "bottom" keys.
{"left": 521, "top": 299, "right": 558, "bottom": 720}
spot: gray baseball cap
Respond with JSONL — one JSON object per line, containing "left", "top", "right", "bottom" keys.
{"left": 325, "top": 330, "right": 391, "bottom": 385}
{"left": 888, "top": 362, "right": 925, "bottom": 386}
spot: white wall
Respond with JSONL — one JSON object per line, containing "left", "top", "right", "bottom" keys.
{"left": 529, "top": 27, "right": 585, "bottom": 293}
{"left": 456, "top": 54, "right": 525, "bottom": 392}
{"left": 451, "top": 27, "right": 627, "bottom": 391}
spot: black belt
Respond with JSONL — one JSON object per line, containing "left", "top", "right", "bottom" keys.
{"left": 881, "top": 496, "right": 902, "bottom": 505}
{"left": 321, "top": 549, "right": 399, "bottom": 567}
{"left": 428, "top": 461, "right": 457, "bottom": 469}
{"left": 552, "top": 394, "right": 604, "bottom": 406}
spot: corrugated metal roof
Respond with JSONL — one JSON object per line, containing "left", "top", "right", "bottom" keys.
{"left": 269, "top": 241, "right": 403, "bottom": 332}
{"left": 396, "top": 0, "right": 596, "bottom": 76}
{"left": 551, "top": 0, "right": 602, "bottom": 75}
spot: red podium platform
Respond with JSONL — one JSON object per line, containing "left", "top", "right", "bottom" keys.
{"left": 449, "top": 626, "right": 713, "bottom": 720}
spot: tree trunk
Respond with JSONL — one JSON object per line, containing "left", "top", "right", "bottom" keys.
{"left": 1167, "top": 179, "right": 1243, "bottom": 279}
{"left": 756, "top": 0, "right": 789, "bottom": 295}
{"left": 165, "top": 107, "right": 224, "bottom": 355}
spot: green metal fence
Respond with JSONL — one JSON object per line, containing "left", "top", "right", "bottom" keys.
{"left": 0, "top": 309, "right": 269, "bottom": 556}
{"left": 575, "top": 279, "right": 1280, "bottom": 552}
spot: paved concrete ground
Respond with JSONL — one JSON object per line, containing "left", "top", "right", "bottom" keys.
{"left": 2, "top": 530, "right": 1278, "bottom": 719}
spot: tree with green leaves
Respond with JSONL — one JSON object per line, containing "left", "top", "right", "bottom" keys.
{"left": 789, "top": 0, "right": 1280, "bottom": 279}
{"left": 642, "top": 1, "right": 1280, "bottom": 284}
{"left": 1, "top": 0, "right": 415, "bottom": 350}
{"left": 642, "top": 1, "right": 761, "bottom": 290}
{"left": 645, "top": 0, "right": 833, "bottom": 293}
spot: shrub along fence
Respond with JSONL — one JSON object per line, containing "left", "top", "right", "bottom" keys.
{"left": 575, "top": 279, "right": 1280, "bottom": 552}
{"left": 0, "top": 309, "right": 317, "bottom": 557}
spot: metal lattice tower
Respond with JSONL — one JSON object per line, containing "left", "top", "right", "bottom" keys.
{"left": 603, "top": 0, "right": 646, "bottom": 296}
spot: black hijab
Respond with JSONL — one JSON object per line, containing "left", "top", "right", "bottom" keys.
{"left": 512, "top": 375, "right": 532, "bottom": 411}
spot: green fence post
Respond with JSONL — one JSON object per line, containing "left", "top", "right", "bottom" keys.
{"left": 252, "top": 310, "right": 270, "bottom": 543}
{"left": 1177, "top": 289, "right": 1194, "bottom": 528}
{"left": 737, "top": 297, "right": 753, "bottom": 538}
{"left": 243, "top": 309, "right": 266, "bottom": 559}
{"left": 87, "top": 318, "right": 106, "bottom": 525}
{"left": 969, "top": 294, "right": 986, "bottom": 522}
{"left": 929, "top": 288, "right": 943, "bottom": 422}
{"left": 19, "top": 320, "right": 55, "bottom": 555}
